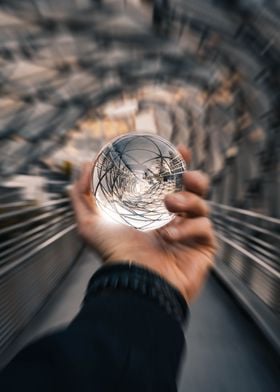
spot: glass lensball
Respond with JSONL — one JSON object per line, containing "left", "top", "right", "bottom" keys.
{"left": 92, "top": 133, "right": 186, "bottom": 231}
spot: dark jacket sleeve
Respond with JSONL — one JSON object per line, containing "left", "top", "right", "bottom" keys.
{"left": 0, "top": 283, "right": 186, "bottom": 392}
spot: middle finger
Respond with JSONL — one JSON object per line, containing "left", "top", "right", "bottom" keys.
{"left": 183, "top": 171, "right": 209, "bottom": 197}
{"left": 165, "top": 192, "right": 209, "bottom": 217}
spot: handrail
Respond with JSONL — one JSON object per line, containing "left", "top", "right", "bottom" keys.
{"left": 0, "top": 206, "right": 71, "bottom": 236}
{"left": 213, "top": 217, "right": 279, "bottom": 257}
{"left": 209, "top": 201, "right": 280, "bottom": 225}
{"left": 0, "top": 201, "right": 33, "bottom": 209}
{"left": 0, "top": 224, "right": 77, "bottom": 278}
{"left": 0, "top": 190, "right": 22, "bottom": 201}
{"left": 213, "top": 215, "right": 278, "bottom": 248}
{"left": 0, "top": 211, "right": 74, "bottom": 250}
{"left": 214, "top": 221, "right": 280, "bottom": 267}
{"left": 0, "top": 222, "right": 74, "bottom": 268}
{"left": 212, "top": 212, "right": 280, "bottom": 241}
{"left": 216, "top": 232, "right": 280, "bottom": 280}
{"left": 0, "top": 198, "right": 70, "bottom": 221}
{"left": 212, "top": 214, "right": 278, "bottom": 243}
{"left": 0, "top": 215, "right": 74, "bottom": 262}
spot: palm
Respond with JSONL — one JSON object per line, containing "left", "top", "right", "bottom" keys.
{"left": 71, "top": 149, "right": 216, "bottom": 301}
{"left": 83, "top": 214, "right": 214, "bottom": 300}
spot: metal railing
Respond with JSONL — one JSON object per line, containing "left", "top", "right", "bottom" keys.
{"left": 0, "top": 197, "right": 82, "bottom": 361}
{"left": 210, "top": 201, "right": 280, "bottom": 313}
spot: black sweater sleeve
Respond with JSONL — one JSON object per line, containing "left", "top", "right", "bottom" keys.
{"left": 0, "top": 269, "right": 187, "bottom": 392}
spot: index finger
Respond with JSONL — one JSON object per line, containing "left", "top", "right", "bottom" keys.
{"left": 177, "top": 144, "right": 192, "bottom": 165}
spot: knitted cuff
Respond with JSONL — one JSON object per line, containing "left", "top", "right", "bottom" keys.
{"left": 84, "top": 262, "right": 188, "bottom": 324}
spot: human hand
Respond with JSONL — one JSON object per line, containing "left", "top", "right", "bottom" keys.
{"left": 70, "top": 146, "right": 216, "bottom": 302}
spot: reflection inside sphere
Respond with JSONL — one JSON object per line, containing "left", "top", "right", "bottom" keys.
{"left": 92, "top": 133, "right": 186, "bottom": 231}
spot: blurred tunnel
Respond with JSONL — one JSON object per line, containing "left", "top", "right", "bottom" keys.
{"left": 0, "top": 0, "right": 280, "bottom": 390}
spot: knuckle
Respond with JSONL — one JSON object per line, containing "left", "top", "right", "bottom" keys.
{"left": 187, "top": 192, "right": 198, "bottom": 206}
{"left": 201, "top": 217, "right": 212, "bottom": 230}
{"left": 195, "top": 196, "right": 207, "bottom": 213}
{"left": 193, "top": 170, "right": 209, "bottom": 189}
{"left": 187, "top": 194, "right": 209, "bottom": 216}
{"left": 203, "top": 202, "right": 210, "bottom": 216}
{"left": 200, "top": 173, "right": 210, "bottom": 194}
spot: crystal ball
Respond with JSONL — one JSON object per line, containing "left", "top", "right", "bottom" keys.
{"left": 92, "top": 133, "right": 186, "bottom": 231}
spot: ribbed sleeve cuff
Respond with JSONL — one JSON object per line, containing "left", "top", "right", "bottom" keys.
{"left": 84, "top": 262, "right": 188, "bottom": 324}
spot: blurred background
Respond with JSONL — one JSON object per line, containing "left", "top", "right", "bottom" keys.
{"left": 0, "top": 0, "right": 279, "bottom": 390}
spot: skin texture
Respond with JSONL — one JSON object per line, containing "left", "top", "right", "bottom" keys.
{"left": 70, "top": 145, "right": 217, "bottom": 302}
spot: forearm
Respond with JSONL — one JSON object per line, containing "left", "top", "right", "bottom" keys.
{"left": 0, "top": 264, "right": 187, "bottom": 392}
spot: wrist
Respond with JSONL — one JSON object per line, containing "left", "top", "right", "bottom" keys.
{"left": 104, "top": 257, "right": 188, "bottom": 302}
{"left": 85, "top": 262, "right": 188, "bottom": 324}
